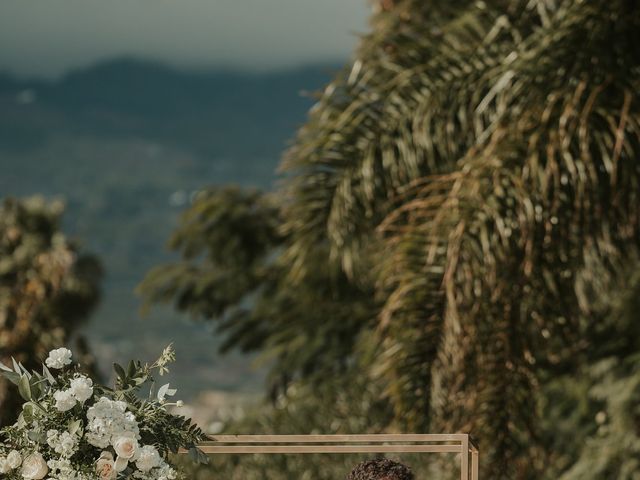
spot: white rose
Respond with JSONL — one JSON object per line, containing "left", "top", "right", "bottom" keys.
{"left": 53, "top": 390, "right": 76, "bottom": 412}
{"left": 135, "top": 445, "right": 161, "bottom": 472}
{"left": 21, "top": 453, "right": 48, "bottom": 480}
{"left": 0, "top": 458, "right": 10, "bottom": 474}
{"left": 113, "top": 435, "right": 138, "bottom": 459}
{"left": 55, "top": 431, "right": 78, "bottom": 458}
{"left": 69, "top": 376, "right": 93, "bottom": 402}
{"left": 96, "top": 452, "right": 116, "bottom": 480}
{"left": 7, "top": 450, "right": 22, "bottom": 469}
{"left": 45, "top": 348, "right": 72, "bottom": 369}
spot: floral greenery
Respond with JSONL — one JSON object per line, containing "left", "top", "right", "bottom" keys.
{"left": 0, "top": 345, "right": 207, "bottom": 480}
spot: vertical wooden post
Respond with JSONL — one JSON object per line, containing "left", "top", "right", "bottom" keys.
{"left": 461, "top": 435, "right": 469, "bottom": 480}
{"left": 471, "top": 448, "right": 479, "bottom": 480}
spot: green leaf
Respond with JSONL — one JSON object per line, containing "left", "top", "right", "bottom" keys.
{"left": 18, "top": 374, "right": 32, "bottom": 401}
{"left": 133, "top": 376, "right": 147, "bottom": 386}
{"left": 188, "top": 446, "right": 209, "bottom": 465}
{"left": 42, "top": 364, "right": 56, "bottom": 384}
{"left": 18, "top": 361, "right": 31, "bottom": 376}
{"left": 27, "top": 430, "right": 46, "bottom": 444}
{"left": 68, "top": 419, "right": 82, "bottom": 435}
{"left": 12, "top": 357, "right": 21, "bottom": 374}
{"left": 113, "top": 363, "right": 127, "bottom": 381}
{"left": 22, "top": 403, "right": 35, "bottom": 423}
{"left": 30, "top": 378, "right": 43, "bottom": 399}
{"left": 1, "top": 370, "right": 21, "bottom": 385}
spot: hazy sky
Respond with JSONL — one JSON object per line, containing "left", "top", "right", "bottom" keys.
{"left": 0, "top": 0, "right": 370, "bottom": 78}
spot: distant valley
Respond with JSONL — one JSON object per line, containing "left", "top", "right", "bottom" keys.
{"left": 0, "top": 58, "right": 337, "bottom": 399}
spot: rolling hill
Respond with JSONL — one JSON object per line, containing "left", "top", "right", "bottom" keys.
{"left": 0, "top": 58, "right": 338, "bottom": 399}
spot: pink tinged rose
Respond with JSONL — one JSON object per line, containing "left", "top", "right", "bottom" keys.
{"left": 114, "top": 435, "right": 138, "bottom": 459}
{"left": 96, "top": 452, "right": 117, "bottom": 480}
{"left": 113, "top": 435, "right": 138, "bottom": 471}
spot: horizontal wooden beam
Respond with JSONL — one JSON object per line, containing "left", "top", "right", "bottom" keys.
{"left": 196, "top": 444, "right": 462, "bottom": 454}
{"left": 204, "top": 434, "right": 469, "bottom": 443}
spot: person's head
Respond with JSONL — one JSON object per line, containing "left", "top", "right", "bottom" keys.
{"left": 347, "top": 458, "right": 414, "bottom": 480}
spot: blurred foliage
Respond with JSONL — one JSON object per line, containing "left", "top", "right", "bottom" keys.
{"left": 176, "top": 372, "right": 396, "bottom": 480}
{"left": 553, "top": 266, "right": 640, "bottom": 480}
{"left": 0, "top": 197, "right": 102, "bottom": 426}
{"left": 142, "top": 0, "right": 640, "bottom": 478}
{"left": 139, "top": 187, "right": 376, "bottom": 399}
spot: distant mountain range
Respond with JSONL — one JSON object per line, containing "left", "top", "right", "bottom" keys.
{"left": 0, "top": 57, "right": 338, "bottom": 157}
{"left": 0, "top": 58, "right": 338, "bottom": 399}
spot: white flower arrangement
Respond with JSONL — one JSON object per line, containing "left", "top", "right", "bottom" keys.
{"left": 0, "top": 345, "right": 208, "bottom": 479}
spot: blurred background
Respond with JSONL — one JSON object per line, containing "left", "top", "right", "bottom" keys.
{"left": 3, "top": 1, "right": 640, "bottom": 479}
{"left": 0, "top": 0, "right": 367, "bottom": 401}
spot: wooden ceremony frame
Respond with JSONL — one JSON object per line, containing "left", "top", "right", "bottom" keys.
{"left": 187, "top": 434, "right": 479, "bottom": 480}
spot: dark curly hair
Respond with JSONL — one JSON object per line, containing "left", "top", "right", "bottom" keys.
{"left": 347, "top": 458, "right": 414, "bottom": 480}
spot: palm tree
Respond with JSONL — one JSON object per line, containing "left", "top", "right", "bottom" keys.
{"left": 281, "top": 0, "right": 640, "bottom": 477}
{"left": 143, "top": 1, "right": 640, "bottom": 478}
